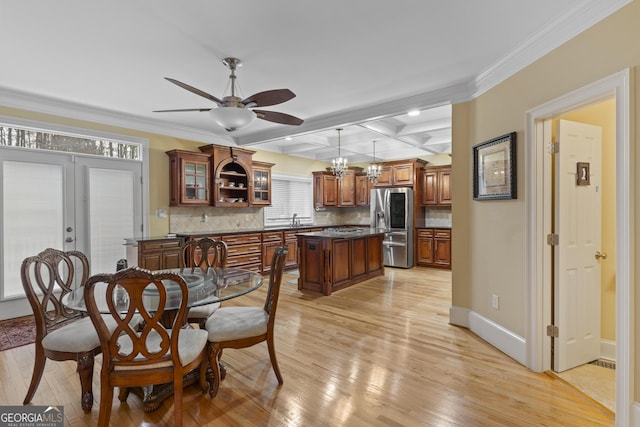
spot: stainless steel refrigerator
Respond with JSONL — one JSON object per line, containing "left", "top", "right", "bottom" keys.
{"left": 370, "top": 187, "right": 414, "bottom": 268}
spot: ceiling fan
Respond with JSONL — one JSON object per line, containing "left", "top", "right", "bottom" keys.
{"left": 154, "top": 57, "right": 304, "bottom": 132}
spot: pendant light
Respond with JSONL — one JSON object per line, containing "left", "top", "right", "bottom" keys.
{"left": 331, "top": 128, "right": 348, "bottom": 179}
{"left": 367, "top": 140, "right": 382, "bottom": 182}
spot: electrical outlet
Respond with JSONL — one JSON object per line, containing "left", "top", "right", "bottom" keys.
{"left": 492, "top": 294, "right": 500, "bottom": 310}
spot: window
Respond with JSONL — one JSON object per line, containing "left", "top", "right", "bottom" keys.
{"left": 264, "top": 174, "right": 313, "bottom": 226}
{"left": 0, "top": 122, "right": 141, "bottom": 159}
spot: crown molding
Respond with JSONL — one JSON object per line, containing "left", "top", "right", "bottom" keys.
{"left": 471, "top": 0, "right": 631, "bottom": 98}
{"left": 234, "top": 81, "right": 472, "bottom": 146}
{"left": 1, "top": 0, "right": 630, "bottom": 147}
{"left": 0, "top": 86, "right": 233, "bottom": 145}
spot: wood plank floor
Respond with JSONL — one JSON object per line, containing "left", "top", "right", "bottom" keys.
{"left": 0, "top": 267, "right": 614, "bottom": 426}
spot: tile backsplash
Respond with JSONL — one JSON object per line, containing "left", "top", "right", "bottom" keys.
{"left": 423, "top": 207, "right": 452, "bottom": 227}
{"left": 169, "top": 205, "right": 450, "bottom": 233}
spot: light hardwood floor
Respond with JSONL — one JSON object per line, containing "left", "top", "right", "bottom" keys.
{"left": 0, "top": 267, "right": 614, "bottom": 426}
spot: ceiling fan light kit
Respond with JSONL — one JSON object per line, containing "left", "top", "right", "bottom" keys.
{"left": 154, "top": 57, "right": 303, "bottom": 132}
{"left": 209, "top": 106, "right": 256, "bottom": 132}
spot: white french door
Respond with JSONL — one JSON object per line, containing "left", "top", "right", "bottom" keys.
{"left": 0, "top": 147, "right": 142, "bottom": 317}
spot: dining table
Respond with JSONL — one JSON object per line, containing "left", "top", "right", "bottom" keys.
{"left": 62, "top": 266, "right": 264, "bottom": 412}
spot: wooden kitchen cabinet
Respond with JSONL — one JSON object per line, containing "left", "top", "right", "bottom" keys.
{"left": 416, "top": 228, "right": 451, "bottom": 268}
{"left": 252, "top": 161, "right": 274, "bottom": 206}
{"left": 137, "top": 238, "right": 184, "bottom": 270}
{"left": 297, "top": 231, "right": 384, "bottom": 295}
{"left": 166, "top": 150, "right": 211, "bottom": 206}
{"left": 284, "top": 230, "right": 299, "bottom": 269}
{"left": 313, "top": 172, "right": 338, "bottom": 207}
{"left": 221, "top": 232, "right": 262, "bottom": 272}
{"left": 373, "top": 159, "right": 427, "bottom": 187}
{"left": 421, "top": 166, "right": 452, "bottom": 206}
{"left": 261, "top": 231, "right": 284, "bottom": 273}
{"left": 199, "top": 144, "right": 255, "bottom": 207}
{"left": 313, "top": 168, "right": 363, "bottom": 208}
{"left": 355, "top": 173, "right": 370, "bottom": 206}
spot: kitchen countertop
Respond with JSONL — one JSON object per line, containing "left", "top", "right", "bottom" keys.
{"left": 295, "top": 227, "right": 385, "bottom": 239}
{"left": 125, "top": 224, "right": 364, "bottom": 243}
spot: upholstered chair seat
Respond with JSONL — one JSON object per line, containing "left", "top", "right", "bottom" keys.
{"left": 115, "top": 328, "right": 208, "bottom": 370}
{"left": 42, "top": 315, "right": 141, "bottom": 353}
{"left": 186, "top": 302, "right": 221, "bottom": 321}
{"left": 205, "top": 307, "right": 268, "bottom": 342}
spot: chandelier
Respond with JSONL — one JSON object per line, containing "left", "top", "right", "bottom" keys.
{"left": 331, "top": 128, "right": 348, "bottom": 179}
{"left": 367, "top": 140, "right": 382, "bottom": 182}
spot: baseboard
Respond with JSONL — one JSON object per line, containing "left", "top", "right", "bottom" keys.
{"left": 600, "top": 339, "right": 616, "bottom": 361}
{"left": 449, "top": 305, "right": 526, "bottom": 365}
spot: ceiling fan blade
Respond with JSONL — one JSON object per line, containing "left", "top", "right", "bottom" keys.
{"left": 164, "top": 78, "right": 224, "bottom": 104}
{"left": 242, "top": 89, "right": 296, "bottom": 107}
{"left": 254, "top": 110, "right": 304, "bottom": 126}
{"left": 152, "top": 108, "right": 212, "bottom": 112}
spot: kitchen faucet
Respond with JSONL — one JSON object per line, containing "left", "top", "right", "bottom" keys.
{"left": 291, "top": 213, "right": 299, "bottom": 227}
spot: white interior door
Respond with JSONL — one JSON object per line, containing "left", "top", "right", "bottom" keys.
{"left": 553, "top": 119, "right": 602, "bottom": 372}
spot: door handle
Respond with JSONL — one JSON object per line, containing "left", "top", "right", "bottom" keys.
{"left": 595, "top": 251, "right": 608, "bottom": 260}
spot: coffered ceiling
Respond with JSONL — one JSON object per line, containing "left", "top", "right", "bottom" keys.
{"left": 0, "top": 1, "right": 627, "bottom": 163}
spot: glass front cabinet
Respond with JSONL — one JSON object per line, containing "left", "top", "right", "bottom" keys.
{"left": 251, "top": 161, "right": 274, "bottom": 206}
{"left": 167, "top": 145, "right": 273, "bottom": 208}
{"left": 166, "top": 150, "right": 211, "bottom": 206}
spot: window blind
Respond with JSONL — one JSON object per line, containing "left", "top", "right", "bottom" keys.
{"left": 264, "top": 174, "right": 313, "bottom": 226}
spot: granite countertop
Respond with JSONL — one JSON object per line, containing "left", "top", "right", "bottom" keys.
{"left": 295, "top": 227, "right": 384, "bottom": 239}
{"left": 125, "top": 225, "right": 333, "bottom": 243}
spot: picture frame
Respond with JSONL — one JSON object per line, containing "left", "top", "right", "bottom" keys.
{"left": 473, "top": 132, "right": 517, "bottom": 200}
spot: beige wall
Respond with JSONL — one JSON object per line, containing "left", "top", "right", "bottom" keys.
{"left": 451, "top": 0, "right": 639, "bottom": 399}
{"left": 557, "top": 99, "right": 616, "bottom": 342}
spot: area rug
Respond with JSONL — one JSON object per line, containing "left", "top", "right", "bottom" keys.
{"left": 0, "top": 315, "right": 36, "bottom": 351}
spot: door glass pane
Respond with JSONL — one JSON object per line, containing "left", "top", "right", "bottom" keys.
{"left": 89, "top": 168, "right": 135, "bottom": 273}
{"left": 2, "top": 161, "right": 64, "bottom": 298}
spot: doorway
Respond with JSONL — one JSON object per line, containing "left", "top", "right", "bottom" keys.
{"left": 0, "top": 147, "right": 144, "bottom": 319}
{"left": 548, "top": 113, "right": 615, "bottom": 411}
{"left": 524, "top": 69, "right": 632, "bottom": 424}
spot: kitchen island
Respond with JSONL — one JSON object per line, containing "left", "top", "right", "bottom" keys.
{"left": 296, "top": 228, "right": 384, "bottom": 295}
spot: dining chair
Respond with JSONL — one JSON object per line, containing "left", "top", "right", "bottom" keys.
{"left": 180, "top": 238, "right": 227, "bottom": 328}
{"left": 20, "top": 248, "right": 98, "bottom": 413}
{"left": 204, "top": 245, "right": 288, "bottom": 397}
{"left": 84, "top": 267, "right": 208, "bottom": 427}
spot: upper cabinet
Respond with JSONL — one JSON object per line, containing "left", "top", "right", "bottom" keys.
{"left": 420, "top": 166, "right": 452, "bottom": 206}
{"left": 251, "top": 161, "right": 274, "bottom": 206}
{"left": 166, "top": 144, "right": 272, "bottom": 208}
{"left": 355, "top": 173, "right": 370, "bottom": 206}
{"left": 373, "top": 159, "right": 426, "bottom": 187}
{"left": 313, "top": 168, "right": 363, "bottom": 208}
{"left": 313, "top": 171, "right": 338, "bottom": 207}
{"left": 166, "top": 150, "right": 211, "bottom": 206}
{"left": 199, "top": 144, "right": 254, "bottom": 207}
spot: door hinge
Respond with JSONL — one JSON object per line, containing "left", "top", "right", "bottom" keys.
{"left": 548, "top": 141, "right": 559, "bottom": 154}
{"left": 546, "top": 325, "right": 559, "bottom": 337}
{"left": 546, "top": 233, "right": 559, "bottom": 246}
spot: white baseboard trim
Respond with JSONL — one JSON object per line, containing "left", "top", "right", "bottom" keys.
{"left": 600, "top": 339, "right": 616, "bottom": 362}
{"left": 449, "top": 306, "right": 526, "bottom": 365}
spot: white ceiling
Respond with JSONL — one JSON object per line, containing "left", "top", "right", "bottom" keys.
{"left": 0, "top": 1, "right": 627, "bottom": 163}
